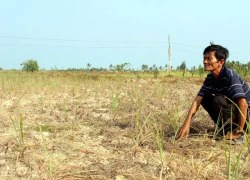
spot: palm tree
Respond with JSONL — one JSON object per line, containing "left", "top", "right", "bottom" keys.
{"left": 109, "top": 64, "right": 113, "bottom": 71}
{"left": 87, "top": 63, "right": 91, "bottom": 70}
{"left": 141, "top": 64, "right": 149, "bottom": 72}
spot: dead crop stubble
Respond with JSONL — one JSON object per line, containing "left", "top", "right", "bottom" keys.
{"left": 0, "top": 72, "right": 249, "bottom": 179}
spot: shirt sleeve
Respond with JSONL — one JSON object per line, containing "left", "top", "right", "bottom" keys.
{"left": 227, "top": 70, "right": 246, "bottom": 100}
{"left": 198, "top": 76, "right": 212, "bottom": 97}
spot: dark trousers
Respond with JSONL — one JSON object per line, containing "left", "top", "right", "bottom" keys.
{"left": 201, "top": 94, "right": 248, "bottom": 134}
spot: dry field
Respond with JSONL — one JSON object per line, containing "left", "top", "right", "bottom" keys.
{"left": 0, "top": 71, "right": 249, "bottom": 179}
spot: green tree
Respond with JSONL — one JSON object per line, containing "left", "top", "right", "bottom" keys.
{"left": 226, "top": 60, "right": 250, "bottom": 78}
{"left": 141, "top": 64, "right": 149, "bottom": 72}
{"left": 21, "top": 59, "right": 39, "bottom": 72}
{"left": 241, "top": 64, "right": 248, "bottom": 79}
{"left": 115, "top": 62, "right": 130, "bottom": 72}
{"left": 190, "top": 66, "right": 196, "bottom": 77}
{"left": 179, "top": 61, "right": 186, "bottom": 71}
{"left": 150, "top": 64, "right": 159, "bottom": 79}
{"left": 177, "top": 61, "right": 187, "bottom": 77}
{"left": 109, "top": 64, "right": 113, "bottom": 71}
{"left": 86, "top": 63, "right": 91, "bottom": 71}
{"left": 197, "top": 65, "right": 204, "bottom": 78}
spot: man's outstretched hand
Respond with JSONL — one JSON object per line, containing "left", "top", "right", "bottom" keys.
{"left": 175, "top": 96, "right": 202, "bottom": 140}
{"left": 176, "top": 122, "right": 190, "bottom": 140}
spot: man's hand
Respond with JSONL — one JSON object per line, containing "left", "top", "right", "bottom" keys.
{"left": 176, "top": 122, "right": 190, "bottom": 140}
{"left": 225, "top": 131, "right": 244, "bottom": 140}
{"left": 175, "top": 96, "right": 202, "bottom": 140}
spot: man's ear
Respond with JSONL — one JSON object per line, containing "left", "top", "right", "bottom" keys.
{"left": 220, "top": 59, "right": 225, "bottom": 65}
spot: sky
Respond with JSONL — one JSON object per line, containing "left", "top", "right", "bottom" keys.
{"left": 0, "top": 0, "right": 250, "bottom": 70}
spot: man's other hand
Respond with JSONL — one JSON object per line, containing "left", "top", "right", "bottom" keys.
{"left": 225, "top": 131, "right": 244, "bottom": 140}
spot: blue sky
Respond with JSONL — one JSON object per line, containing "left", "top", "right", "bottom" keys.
{"left": 0, "top": 0, "right": 250, "bottom": 70}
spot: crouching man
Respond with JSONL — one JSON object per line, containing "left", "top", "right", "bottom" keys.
{"left": 176, "top": 43, "right": 249, "bottom": 144}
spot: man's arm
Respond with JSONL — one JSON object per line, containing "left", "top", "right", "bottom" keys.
{"left": 226, "top": 97, "right": 248, "bottom": 140}
{"left": 176, "top": 95, "right": 203, "bottom": 140}
{"left": 237, "top": 97, "right": 248, "bottom": 131}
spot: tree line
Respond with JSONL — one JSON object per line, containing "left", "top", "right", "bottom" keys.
{"left": 1, "top": 59, "right": 250, "bottom": 78}
{"left": 176, "top": 60, "right": 250, "bottom": 78}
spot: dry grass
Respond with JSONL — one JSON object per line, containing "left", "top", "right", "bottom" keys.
{"left": 0, "top": 71, "right": 249, "bottom": 179}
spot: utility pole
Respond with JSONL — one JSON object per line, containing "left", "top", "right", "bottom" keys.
{"left": 168, "top": 34, "right": 171, "bottom": 74}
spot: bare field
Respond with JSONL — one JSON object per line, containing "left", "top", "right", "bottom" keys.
{"left": 0, "top": 71, "right": 249, "bottom": 179}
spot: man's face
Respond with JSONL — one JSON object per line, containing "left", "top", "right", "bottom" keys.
{"left": 203, "top": 51, "right": 224, "bottom": 72}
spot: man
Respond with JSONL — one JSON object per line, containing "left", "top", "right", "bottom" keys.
{"left": 177, "top": 43, "right": 250, "bottom": 144}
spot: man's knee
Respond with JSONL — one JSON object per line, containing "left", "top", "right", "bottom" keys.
{"left": 212, "top": 95, "right": 228, "bottom": 108}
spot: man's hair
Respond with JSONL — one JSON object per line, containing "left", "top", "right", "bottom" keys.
{"left": 203, "top": 43, "right": 229, "bottom": 61}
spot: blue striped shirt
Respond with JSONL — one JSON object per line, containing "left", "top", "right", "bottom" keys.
{"left": 198, "top": 66, "right": 250, "bottom": 107}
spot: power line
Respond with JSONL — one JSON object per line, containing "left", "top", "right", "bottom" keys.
{"left": 0, "top": 35, "right": 169, "bottom": 44}
{"left": 2, "top": 35, "right": 249, "bottom": 56}
{"left": 0, "top": 35, "right": 209, "bottom": 49}
{"left": 0, "top": 43, "right": 169, "bottom": 49}
{"left": 0, "top": 35, "right": 203, "bottom": 50}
